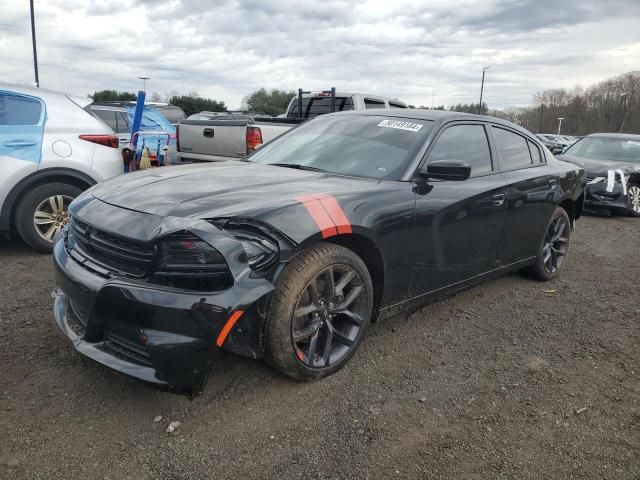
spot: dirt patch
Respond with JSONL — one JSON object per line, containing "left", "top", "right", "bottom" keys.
{"left": 0, "top": 215, "right": 638, "bottom": 479}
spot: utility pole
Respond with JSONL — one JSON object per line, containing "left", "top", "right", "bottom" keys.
{"left": 478, "top": 66, "right": 490, "bottom": 114}
{"left": 557, "top": 117, "right": 565, "bottom": 135}
{"left": 30, "top": 0, "right": 39, "bottom": 87}
{"left": 431, "top": 89, "right": 436, "bottom": 109}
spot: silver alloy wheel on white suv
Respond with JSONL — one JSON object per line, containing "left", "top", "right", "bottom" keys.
{"left": 33, "top": 195, "right": 73, "bottom": 242}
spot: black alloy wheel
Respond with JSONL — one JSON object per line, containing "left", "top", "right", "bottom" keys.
{"left": 292, "top": 264, "right": 367, "bottom": 368}
{"left": 266, "top": 243, "right": 373, "bottom": 380}
{"left": 542, "top": 214, "right": 570, "bottom": 275}
{"left": 523, "top": 206, "right": 572, "bottom": 281}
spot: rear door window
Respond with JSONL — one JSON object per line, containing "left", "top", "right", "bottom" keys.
{"left": 389, "top": 102, "right": 407, "bottom": 109}
{"left": 428, "top": 124, "right": 493, "bottom": 176}
{"left": 492, "top": 127, "right": 533, "bottom": 170}
{"left": 0, "top": 93, "right": 42, "bottom": 125}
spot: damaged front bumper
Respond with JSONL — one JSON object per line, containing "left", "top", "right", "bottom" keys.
{"left": 584, "top": 179, "right": 629, "bottom": 213}
{"left": 51, "top": 206, "right": 278, "bottom": 394}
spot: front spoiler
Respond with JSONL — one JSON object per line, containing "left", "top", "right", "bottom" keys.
{"left": 52, "top": 239, "right": 275, "bottom": 394}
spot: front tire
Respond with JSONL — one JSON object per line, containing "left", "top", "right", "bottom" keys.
{"left": 627, "top": 183, "right": 640, "bottom": 217}
{"left": 266, "top": 243, "right": 373, "bottom": 381}
{"left": 524, "top": 206, "right": 572, "bottom": 281}
{"left": 14, "top": 182, "right": 81, "bottom": 253}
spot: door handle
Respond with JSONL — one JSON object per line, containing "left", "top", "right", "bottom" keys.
{"left": 3, "top": 140, "right": 37, "bottom": 148}
{"left": 492, "top": 193, "right": 505, "bottom": 206}
{"left": 203, "top": 128, "right": 214, "bottom": 138}
{"left": 547, "top": 178, "right": 558, "bottom": 186}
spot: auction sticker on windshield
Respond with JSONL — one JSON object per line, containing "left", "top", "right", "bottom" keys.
{"left": 377, "top": 119, "right": 424, "bottom": 132}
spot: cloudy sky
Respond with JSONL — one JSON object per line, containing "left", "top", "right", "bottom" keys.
{"left": 2, "top": 0, "right": 640, "bottom": 109}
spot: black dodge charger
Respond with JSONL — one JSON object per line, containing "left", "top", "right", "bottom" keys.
{"left": 52, "top": 110, "right": 585, "bottom": 394}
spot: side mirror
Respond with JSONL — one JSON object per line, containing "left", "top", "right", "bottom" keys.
{"left": 417, "top": 160, "right": 471, "bottom": 181}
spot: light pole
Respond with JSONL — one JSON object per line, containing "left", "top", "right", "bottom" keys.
{"left": 138, "top": 76, "right": 150, "bottom": 92}
{"left": 557, "top": 117, "right": 565, "bottom": 135}
{"left": 30, "top": 0, "right": 39, "bottom": 87}
{"left": 478, "top": 66, "right": 490, "bottom": 114}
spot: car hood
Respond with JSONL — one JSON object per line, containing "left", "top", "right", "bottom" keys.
{"left": 557, "top": 154, "right": 640, "bottom": 177}
{"left": 89, "top": 161, "right": 375, "bottom": 218}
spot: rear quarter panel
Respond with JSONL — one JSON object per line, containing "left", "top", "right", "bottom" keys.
{"left": 40, "top": 94, "right": 122, "bottom": 182}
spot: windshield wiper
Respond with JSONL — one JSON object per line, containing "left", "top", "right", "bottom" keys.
{"left": 268, "top": 163, "right": 328, "bottom": 173}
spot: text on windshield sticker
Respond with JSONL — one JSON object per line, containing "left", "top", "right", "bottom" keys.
{"left": 378, "top": 120, "right": 423, "bottom": 132}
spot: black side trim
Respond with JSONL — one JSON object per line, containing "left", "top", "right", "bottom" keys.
{"left": 0, "top": 168, "right": 97, "bottom": 231}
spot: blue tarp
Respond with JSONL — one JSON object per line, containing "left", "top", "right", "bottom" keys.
{"left": 127, "top": 104, "right": 176, "bottom": 155}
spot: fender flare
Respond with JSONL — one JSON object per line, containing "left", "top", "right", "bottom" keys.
{"left": 0, "top": 167, "right": 97, "bottom": 231}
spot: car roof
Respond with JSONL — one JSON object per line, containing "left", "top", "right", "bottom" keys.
{"left": 325, "top": 108, "right": 535, "bottom": 138}
{"left": 585, "top": 132, "right": 640, "bottom": 141}
{"left": 0, "top": 81, "right": 92, "bottom": 108}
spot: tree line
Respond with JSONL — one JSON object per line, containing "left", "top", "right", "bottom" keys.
{"left": 90, "top": 71, "right": 639, "bottom": 134}
{"left": 89, "top": 88, "right": 292, "bottom": 117}
{"left": 490, "top": 71, "right": 639, "bottom": 134}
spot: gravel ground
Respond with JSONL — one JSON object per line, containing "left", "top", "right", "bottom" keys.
{"left": 0, "top": 215, "right": 638, "bottom": 480}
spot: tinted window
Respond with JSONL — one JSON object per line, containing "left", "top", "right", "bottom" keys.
{"left": 528, "top": 140, "right": 543, "bottom": 163}
{"left": 0, "top": 93, "right": 42, "bottom": 125}
{"left": 288, "top": 97, "right": 354, "bottom": 118}
{"left": 492, "top": 127, "right": 532, "bottom": 170}
{"left": 250, "top": 115, "right": 433, "bottom": 180}
{"left": 94, "top": 109, "right": 118, "bottom": 131}
{"left": 364, "top": 98, "right": 386, "bottom": 109}
{"left": 389, "top": 102, "right": 407, "bottom": 109}
{"left": 116, "top": 112, "right": 130, "bottom": 133}
{"left": 428, "top": 124, "right": 492, "bottom": 175}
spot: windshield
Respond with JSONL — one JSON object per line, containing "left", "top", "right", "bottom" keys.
{"left": 249, "top": 115, "right": 433, "bottom": 180}
{"left": 565, "top": 137, "right": 640, "bottom": 163}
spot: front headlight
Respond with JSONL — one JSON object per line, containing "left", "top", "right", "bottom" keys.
{"left": 234, "top": 231, "right": 279, "bottom": 270}
{"left": 149, "top": 232, "right": 232, "bottom": 291}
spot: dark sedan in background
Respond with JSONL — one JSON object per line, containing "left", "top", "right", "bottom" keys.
{"left": 52, "top": 110, "right": 585, "bottom": 394}
{"left": 559, "top": 133, "right": 640, "bottom": 216}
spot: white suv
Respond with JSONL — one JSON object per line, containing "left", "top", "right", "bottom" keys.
{"left": 0, "top": 83, "right": 123, "bottom": 252}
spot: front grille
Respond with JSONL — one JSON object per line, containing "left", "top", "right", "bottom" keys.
{"left": 65, "top": 216, "right": 234, "bottom": 292}
{"left": 66, "top": 217, "right": 156, "bottom": 277}
{"left": 103, "top": 330, "right": 152, "bottom": 367}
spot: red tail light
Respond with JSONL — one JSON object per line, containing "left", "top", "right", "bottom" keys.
{"left": 176, "top": 124, "right": 180, "bottom": 152}
{"left": 246, "top": 126, "right": 263, "bottom": 153}
{"left": 79, "top": 134, "right": 119, "bottom": 149}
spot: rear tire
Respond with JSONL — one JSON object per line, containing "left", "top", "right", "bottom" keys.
{"left": 14, "top": 182, "right": 81, "bottom": 253}
{"left": 523, "top": 206, "right": 571, "bottom": 281}
{"left": 266, "top": 242, "right": 373, "bottom": 381}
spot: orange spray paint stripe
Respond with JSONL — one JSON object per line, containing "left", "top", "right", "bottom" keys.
{"left": 315, "top": 194, "right": 353, "bottom": 234}
{"left": 296, "top": 195, "right": 338, "bottom": 238}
